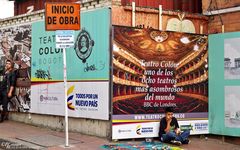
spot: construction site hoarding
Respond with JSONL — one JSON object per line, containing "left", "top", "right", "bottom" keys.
{"left": 209, "top": 32, "right": 240, "bottom": 136}
{"left": 30, "top": 8, "right": 110, "bottom": 120}
{"left": 112, "top": 26, "right": 208, "bottom": 139}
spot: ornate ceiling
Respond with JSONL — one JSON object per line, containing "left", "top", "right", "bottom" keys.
{"left": 113, "top": 26, "right": 207, "bottom": 62}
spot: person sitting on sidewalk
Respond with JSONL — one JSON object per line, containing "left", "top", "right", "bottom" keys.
{"left": 159, "top": 107, "right": 190, "bottom": 145}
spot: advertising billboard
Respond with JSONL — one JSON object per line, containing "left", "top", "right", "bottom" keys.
{"left": 112, "top": 26, "right": 208, "bottom": 139}
{"left": 30, "top": 8, "right": 110, "bottom": 120}
{"left": 31, "top": 81, "right": 109, "bottom": 119}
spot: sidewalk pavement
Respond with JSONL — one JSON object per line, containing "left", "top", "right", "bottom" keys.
{"left": 0, "top": 120, "right": 240, "bottom": 150}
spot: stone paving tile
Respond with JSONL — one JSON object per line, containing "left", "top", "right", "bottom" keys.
{"left": 1, "top": 121, "right": 240, "bottom": 150}
{"left": 17, "top": 135, "right": 81, "bottom": 147}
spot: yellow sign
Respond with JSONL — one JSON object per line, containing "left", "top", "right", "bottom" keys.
{"left": 45, "top": 3, "right": 80, "bottom": 31}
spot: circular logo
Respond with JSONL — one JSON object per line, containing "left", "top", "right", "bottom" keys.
{"left": 74, "top": 28, "right": 94, "bottom": 63}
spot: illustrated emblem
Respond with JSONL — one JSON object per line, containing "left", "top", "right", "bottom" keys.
{"left": 67, "top": 86, "right": 75, "bottom": 110}
{"left": 136, "top": 125, "right": 141, "bottom": 135}
{"left": 74, "top": 28, "right": 94, "bottom": 63}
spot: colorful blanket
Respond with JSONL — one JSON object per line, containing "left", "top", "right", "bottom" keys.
{"left": 101, "top": 141, "right": 182, "bottom": 150}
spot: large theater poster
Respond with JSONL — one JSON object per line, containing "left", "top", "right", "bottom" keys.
{"left": 112, "top": 26, "right": 208, "bottom": 139}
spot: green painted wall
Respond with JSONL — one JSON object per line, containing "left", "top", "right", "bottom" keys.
{"left": 209, "top": 32, "right": 240, "bottom": 136}
{"left": 31, "top": 8, "right": 110, "bottom": 81}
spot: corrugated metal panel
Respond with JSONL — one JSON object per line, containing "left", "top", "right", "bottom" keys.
{"left": 189, "top": 0, "right": 195, "bottom": 13}
{"left": 121, "top": 0, "right": 202, "bottom": 13}
{"left": 182, "top": 0, "right": 189, "bottom": 12}
{"left": 121, "top": 0, "right": 127, "bottom": 6}
{"left": 195, "top": 0, "right": 202, "bottom": 13}
{"left": 14, "top": 0, "right": 78, "bottom": 15}
{"left": 134, "top": 0, "right": 139, "bottom": 6}
{"left": 139, "top": 0, "right": 147, "bottom": 7}
{"left": 39, "top": 0, "right": 44, "bottom": 9}
{"left": 147, "top": 0, "right": 155, "bottom": 8}
{"left": 173, "top": 0, "right": 182, "bottom": 11}
{"left": 167, "top": 0, "right": 174, "bottom": 10}
{"left": 123, "top": 0, "right": 132, "bottom": 6}
{"left": 154, "top": 0, "right": 160, "bottom": 8}
{"left": 160, "top": 0, "right": 167, "bottom": 9}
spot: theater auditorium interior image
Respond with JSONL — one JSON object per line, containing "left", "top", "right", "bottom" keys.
{"left": 112, "top": 26, "right": 208, "bottom": 115}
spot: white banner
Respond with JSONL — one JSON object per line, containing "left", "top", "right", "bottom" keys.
{"left": 178, "top": 120, "right": 209, "bottom": 135}
{"left": 112, "top": 122, "right": 159, "bottom": 140}
{"left": 30, "top": 82, "right": 65, "bottom": 115}
{"left": 67, "top": 82, "right": 109, "bottom": 119}
{"left": 30, "top": 82, "right": 109, "bottom": 120}
{"left": 112, "top": 120, "right": 208, "bottom": 140}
